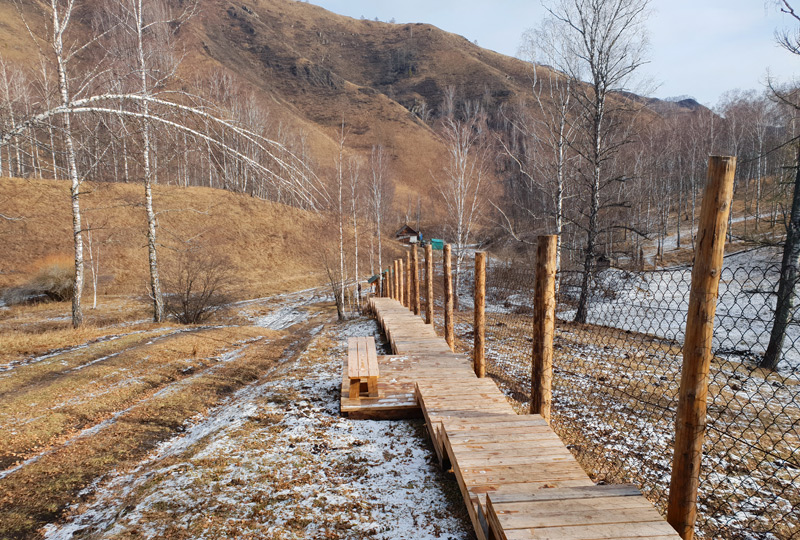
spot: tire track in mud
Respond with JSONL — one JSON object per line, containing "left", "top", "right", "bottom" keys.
{"left": 0, "top": 294, "right": 325, "bottom": 480}
{"left": 0, "top": 326, "right": 227, "bottom": 402}
{"left": 41, "top": 318, "right": 330, "bottom": 539}
{"left": 0, "top": 297, "right": 330, "bottom": 539}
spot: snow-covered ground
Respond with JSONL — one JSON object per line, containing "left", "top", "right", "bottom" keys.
{"left": 558, "top": 247, "right": 800, "bottom": 374}
{"left": 474, "top": 247, "right": 799, "bottom": 539}
{"left": 42, "top": 316, "right": 472, "bottom": 540}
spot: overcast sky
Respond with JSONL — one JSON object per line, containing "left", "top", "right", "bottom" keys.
{"left": 306, "top": 0, "right": 798, "bottom": 107}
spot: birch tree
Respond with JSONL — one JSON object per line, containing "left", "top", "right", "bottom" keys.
{"left": 496, "top": 25, "right": 577, "bottom": 270}
{"left": 334, "top": 120, "right": 347, "bottom": 320}
{"left": 109, "top": 0, "right": 189, "bottom": 322}
{"left": 3, "top": 17, "right": 327, "bottom": 329}
{"left": 540, "top": 0, "right": 651, "bottom": 323}
{"left": 436, "top": 95, "right": 490, "bottom": 309}
{"left": 348, "top": 155, "right": 363, "bottom": 308}
{"left": 51, "top": 0, "right": 87, "bottom": 327}
{"left": 369, "top": 144, "right": 391, "bottom": 278}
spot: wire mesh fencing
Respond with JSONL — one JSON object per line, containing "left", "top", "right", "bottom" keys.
{"left": 407, "top": 244, "right": 800, "bottom": 540}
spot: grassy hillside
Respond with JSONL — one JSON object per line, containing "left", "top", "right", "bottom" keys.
{"left": 0, "top": 177, "right": 373, "bottom": 299}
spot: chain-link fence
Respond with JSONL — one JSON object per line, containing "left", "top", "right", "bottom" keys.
{"left": 412, "top": 244, "right": 799, "bottom": 539}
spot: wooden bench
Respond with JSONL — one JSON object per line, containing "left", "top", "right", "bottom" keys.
{"left": 347, "top": 336, "right": 379, "bottom": 399}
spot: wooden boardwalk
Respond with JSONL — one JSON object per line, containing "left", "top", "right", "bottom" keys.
{"left": 342, "top": 297, "right": 680, "bottom": 540}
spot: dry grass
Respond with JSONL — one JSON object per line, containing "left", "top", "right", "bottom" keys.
{"left": 0, "top": 301, "right": 328, "bottom": 539}
{"left": 0, "top": 178, "right": 339, "bottom": 299}
{"left": 39, "top": 316, "right": 473, "bottom": 540}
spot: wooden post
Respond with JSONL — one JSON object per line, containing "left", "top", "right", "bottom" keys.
{"left": 394, "top": 261, "right": 399, "bottom": 301}
{"left": 531, "top": 235, "right": 558, "bottom": 421}
{"left": 667, "top": 156, "right": 736, "bottom": 540}
{"left": 425, "top": 243, "right": 434, "bottom": 325}
{"left": 398, "top": 259, "right": 404, "bottom": 306}
{"left": 390, "top": 269, "right": 395, "bottom": 299}
{"left": 474, "top": 252, "right": 486, "bottom": 378}
{"left": 444, "top": 244, "right": 454, "bottom": 352}
{"left": 412, "top": 245, "right": 421, "bottom": 315}
{"left": 405, "top": 251, "right": 412, "bottom": 309}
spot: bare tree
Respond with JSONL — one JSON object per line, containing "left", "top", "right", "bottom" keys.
{"left": 369, "top": 144, "right": 391, "bottom": 278}
{"left": 335, "top": 119, "right": 347, "bottom": 320}
{"left": 348, "top": 155, "right": 363, "bottom": 309}
{"left": 107, "top": 0, "right": 191, "bottom": 322}
{"left": 496, "top": 26, "right": 577, "bottom": 271}
{"left": 540, "top": 0, "right": 651, "bottom": 323}
{"left": 762, "top": 0, "right": 800, "bottom": 369}
{"left": 50, "top": 0, "right": 88, "bottom": 327}
{"left": 435, "top": 97, "right": 490, "bottom": 309}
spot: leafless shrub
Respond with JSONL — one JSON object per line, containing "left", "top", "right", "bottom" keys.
{"left": 162, "top": 250, "right": 231, "bottom": 324}
{"left": 2, "top": 257, "right": 75, "bottom": 305}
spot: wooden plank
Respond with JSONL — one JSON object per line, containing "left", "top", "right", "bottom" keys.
{"left": 347, "top": 338, "right": 359, "bottom": 379}
{"left": 455, "top": 454, "right": 581, "bottom": 468}
{"left": 366, "top": 336, "right": 379, "bottom": 396}
{"left": 487, "top": 484, "right": 643, "bottom": 505}
{"left": 495, "top": 502, "right": 676, "bottom": 533}
{"left": 501, "top": 526, "right": 680, "bottom": 540}
{"left": 347, "top": 339, "right": 360, "bottom": 399}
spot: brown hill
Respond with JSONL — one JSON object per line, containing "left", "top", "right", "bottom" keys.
{"left": 183, "top": 0, "right": 550, "bottom": 214}
{"left": 0, "top": 0, "right": 552, "bottom": 219}
{"left": 0, "top": 177, "right": 398, "bottom": 298}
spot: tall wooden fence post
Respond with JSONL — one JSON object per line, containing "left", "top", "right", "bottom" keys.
{"left": 397, "top": 259, "right": 403, "bottom": 304}
{"left": 405, "top": 251, "right": 412, "bottom": 309}
{"left": 389, "top": 263, "right": 394, "bottom": 300}
{"left": 444, "top": 244, "right": 454, "bottom": 352}
{"left": 531, "top": 235, "right": 558, "bottom": 421}
{"left": 395, "top": 260, "right": 400, "bottom": 302}
{"left": 474, "top": 252, "right": 486, "bottom": 378}
{"left": 412, "top": 245, "right": 421, "bottom": 315}
{"left": 425, "top": 243, "right": 434, "bottom": 324}
{"left": 667, "top": 156, "right": 736, "bottom": 540}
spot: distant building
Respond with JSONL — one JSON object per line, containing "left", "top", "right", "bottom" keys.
{"left": 394, "top": 224, "right": 419, "bottom": 244}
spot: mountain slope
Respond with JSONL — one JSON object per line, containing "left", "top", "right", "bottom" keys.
{"left": 0, "top": 0, "right": 709, "bottom": 224}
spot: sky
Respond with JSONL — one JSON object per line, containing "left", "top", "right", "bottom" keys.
{"left": 305, "top": 0, "right": 798, "bottom": 108}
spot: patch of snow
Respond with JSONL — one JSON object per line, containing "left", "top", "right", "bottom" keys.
{"left": 43, "top": 318, "right": 471, "bottom": 540}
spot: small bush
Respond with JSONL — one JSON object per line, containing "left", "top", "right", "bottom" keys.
{"left": 2, "top": 257, "right": 75, "bottom": 306}
{"left": 163, "top": 250, "right": 231, "bottom": 324}
{"left": 31, "top": 261, "right": 75, "bottom": 301}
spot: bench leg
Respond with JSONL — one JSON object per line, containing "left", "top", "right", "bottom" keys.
{"left": 367, "top": 376, "right": 378, "bottom": 397}
{"left": 349, "top": 379, "right": 360, "bottom": 399}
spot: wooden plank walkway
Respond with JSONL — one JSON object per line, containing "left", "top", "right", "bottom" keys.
{"left": 342, "top": 297, "right": 680, "bottom": 540}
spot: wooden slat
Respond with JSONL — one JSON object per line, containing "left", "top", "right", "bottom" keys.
{"left": 347, "top": 337, "right": 359, "bottom": 379}
{"left": 487, "top": 484, "right": 643, "bottom": 505}
{"left": 358, "top": 337, "right": 369, "bottom": 379}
